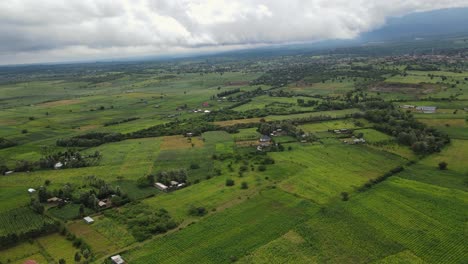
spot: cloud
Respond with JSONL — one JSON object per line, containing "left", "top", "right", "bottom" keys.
{"left": 1, "top": 0, "right": 467, "bottom": 64}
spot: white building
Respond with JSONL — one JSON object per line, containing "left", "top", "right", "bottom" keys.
{"left": 155, "top": 182, "right": 168, "bottom": 191}
{"left": 110, "top": 255, "right": 125, "bottom": 264}
{"left": 54, "top": 162, "right": 63, "bottom": 169}
{"left": 83, "top": 216, "right": 94, "bottom": 224}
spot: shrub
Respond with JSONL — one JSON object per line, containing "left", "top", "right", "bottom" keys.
{"left": 341, "top": 192, "right": 349, "bottom": 201}
{"left": 258, "top": 165, "right": 266, "bottom": 171}
{"left": 241, "top": 182, "right": 248, "bottom": 189}
{"left": 438, "top": 161, "right": 448, "bottom": 170}
{"left": 190, "top": 163, "right": 200, "bottom": 169}
{"left": 226, "top": 179, "right": 235, "bottom": 186}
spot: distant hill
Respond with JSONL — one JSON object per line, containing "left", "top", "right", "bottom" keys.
{"left": 361, "top": 8, "right": 468, "bottom": 41}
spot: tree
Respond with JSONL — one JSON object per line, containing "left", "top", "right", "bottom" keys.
{"left": 225, "top": 179, "right": 235, "bottom": 186}
{"left": 438, "top": 161, "right": 448, "bottom": 170}
{"left": 59, "top": 259, "right": 66, "bottom": 264}
{"left": 79, "top": 204, "right": 85, "bottom": 217}
{"left": 74, "top": 252, "right": 82, "bottom": 262}
{"left": 241, "top": 182, "right": 248, "bottom": 189}
{"left": 341, "top": 192, "right": 349, "bottom": 201}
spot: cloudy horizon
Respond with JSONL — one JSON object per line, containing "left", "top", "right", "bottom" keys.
{"left": 1, "top": 0, "right": 468, "bottom": 65}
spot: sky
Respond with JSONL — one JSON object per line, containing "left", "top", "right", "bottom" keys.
{"left": 1, "top": 0, "right": 468, "bottom": 65}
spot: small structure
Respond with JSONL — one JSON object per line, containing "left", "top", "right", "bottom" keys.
{"left": 4, "top": 170, "right": 14, "bottom": 175}
{"left": 177, "top": 183, "right": 186, "bottom": 188}
{"left": 47, "top": 197, "right": 62, "bottom": 203}
{"left": 204, "top": 110, "right": 211, "bottom": 113}
{"left": 155, "top": 182, "right": 168, "bottom": 192}
{"left": 400, "top": 105, "right": 415, "bottom": 109}
{"left": 98, "top": 200, "right": 107, "bottom": 208}
{"left": 28, "top": 188, "right": 36, "bottom": 194}
{"left": 54, "top": 162, "right": 63, "bottom": 169}
{"left": 110, "top": 255, "right": 125, "bottom": 264}
{"left": 416, "top": 106, "right": 437, "bottom": 114}
{"left": 259, "top": 135, "right": 272, "bottom": 146}
{"left": 353, "top": 138, "right": 366, "bottom": 144}
{"left": 83, "top": 216, "right": 94, "bottom": 224}
{"left": 186, "top": 132, "right": 194, "bottom": 137}
{"left": 170, "top": 180, "right": 179, "bottom": 186}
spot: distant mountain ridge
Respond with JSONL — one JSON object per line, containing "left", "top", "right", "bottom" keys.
{"left": 361, "top": 7, "right": 468, "bottom": 41}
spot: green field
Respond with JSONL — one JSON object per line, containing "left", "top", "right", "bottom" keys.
{"left": 1, "top": 44, "right": 468, "bottom": 264}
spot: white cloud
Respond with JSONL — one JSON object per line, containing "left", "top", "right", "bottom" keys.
{"left": 0, "top": 0, "right": 467, "bottom": 64}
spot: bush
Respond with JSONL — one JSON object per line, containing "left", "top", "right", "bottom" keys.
{"left": 438, "top": 161, "right": 448, "bottom": 170}
{"left": 258, "top": 165, "right": 266, "bottom": 171}
{"left": 188, "top": 206, "right": 207, "bottom": 216}
{"left": 226, "top": 179, "right": 235, "bottom": 186}
{"left": 341, "top": 192, "right": 349, "bottom": 201}
{"left": 190, "top": 163, "right": 200, "bottom": 169}
{"left": 241, "top": 182, "right": 248, "bottom": 189}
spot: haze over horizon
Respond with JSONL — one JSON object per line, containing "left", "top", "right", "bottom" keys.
{"left": 2, "top": 0, "right": 468, "bottom": 65}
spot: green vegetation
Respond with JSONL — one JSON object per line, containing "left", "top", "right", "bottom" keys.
{"left": 1, "top": 37, "right": 467, "bottom": 263}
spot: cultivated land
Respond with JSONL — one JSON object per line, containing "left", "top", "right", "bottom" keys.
{"left": 0, "top": 38, "right": 467, "bottom": 263}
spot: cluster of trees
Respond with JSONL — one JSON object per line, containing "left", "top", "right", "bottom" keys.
{"left": 137, "top": 170, "right": 188, "bottom": 187}
{"left": 104, "top": 203, "right": 177, "bottom": 242}
{"left": 216, "top": 88, "right": 240, "bottom": 98}
{"left": 39, "top": 150, "right": 101, "bottom": 169}
{"left": 357, "top": 166, "right": 404, "bottom": 192}
{"left": 57, "top": 132, "right": 124, "bottom": 147}
{"left": 0, "top": 137, "right": 16, "bottom": 149}
{"left": 103, "top": 117, "right": 140, "bottom": 127}
{"left": 363, "top": 102, "right": 449, "bottom": 154}
{"left": 297, "top": 99, "right": 319, "bottom": 107}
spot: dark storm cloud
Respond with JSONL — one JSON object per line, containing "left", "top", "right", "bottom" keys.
{"left": 1, "top": 0, "right": 467, "bottom": 64}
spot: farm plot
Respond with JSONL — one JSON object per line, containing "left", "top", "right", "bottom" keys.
{"left": 160, "top": 135, "right": 204, "bottom": 150}
{"left": 0, "top": 207, "right": 56, "bottom": 237}
{"left": 67, "top": 220, "right": 119, "bottom": 258}
{"left": 36, "top": 233, "right": 77, "bottom": 264}
{"left": 271, "top": 144, "right": 405, "bottom": 204}
{"left": 289, "top": 176, "right": 467, "bottom": 263}
{"left": 419, "top": 139, "right": 468, "bottom": 174}
{"left": 238, "top": 230, "right": 316, "bottom": 264}
{"left": 124, "top": 189, "right": 318, "bottom": 264}
{"left": 91, "top": 215, "right": 136, "bottom": 247}
{"left": 299, "top": 119, "right": 366, "bottom": 133}
{"left": 0, "top": 241, "right": 42, "bottom": 263}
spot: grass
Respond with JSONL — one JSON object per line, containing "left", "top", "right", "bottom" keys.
{"left": 419, "top": 139, "right": 468, "bottom": 174}
{"left": 67, "top": 220, "right": 119, "bottom": 258}
{"left": 0, "top": 241, "right": 42, "bottom": 263}
{"left": 47, "top": 204, "right": 93, "bottom": 221}
{"left": 124, "top": 189, "right": 318, "bottom": 264}
{"left": 36, "top": 233, "right": 77, "bottom": 264}
{"left": 0, "top": 207, "right": 55, "bottom": 236}
{"left": 91, "top": 215, "right": 136, "bottom": 248}
{"left": 354, "top": 128, "right": 393, "bottom": 143}
{"left": 271, "top": 143, "right": 405, "bottom": 204}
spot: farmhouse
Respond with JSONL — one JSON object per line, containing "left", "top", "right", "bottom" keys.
{"left": 83, "top": 216, "right": 94, "bottom": 224}
{"left": 54, "top": 162, "right": 63, "bottom": 169}
{"left": 110, "top": 255, "right": 125, "bottom": 264}
{"left": 47, "top": 197, "right": 62, "bottom": 203}
{"left": 259, "top": 135, "right": 272, "bottom": 146}
{"left": 155, "top": 182, "right": 168, "bottom": 191}
{"left": 416, "top": 106, "right": 437, "bottom": 113}
{"left": 98, "top": 200, "right": 107, "bottom": 208}
{"left": 353, "top": 138, "right": 366, "bottom": 144}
